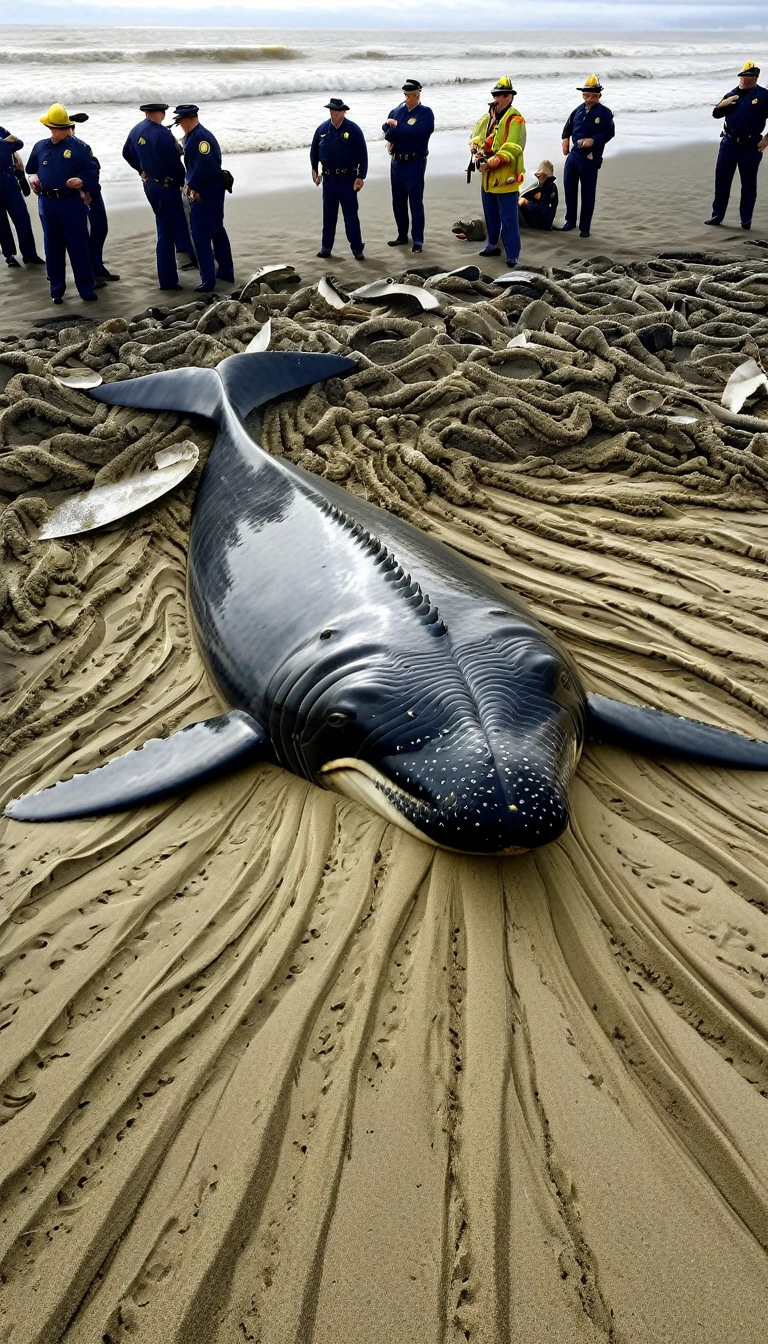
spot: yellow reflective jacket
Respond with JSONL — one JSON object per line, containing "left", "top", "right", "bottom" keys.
{"left": 469, "top": 106, "right": 526, "bottom": 194}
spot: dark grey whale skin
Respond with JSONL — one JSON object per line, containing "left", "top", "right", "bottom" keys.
{"left": 7, "top": 350, "right": 768, "bottom": 848}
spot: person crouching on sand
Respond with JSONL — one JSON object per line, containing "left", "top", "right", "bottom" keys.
{"left": 518, "top": 160, "right": 559, "bottom": 230}
{"left": 468, "top": 75, "right": 526, "bottom": 267}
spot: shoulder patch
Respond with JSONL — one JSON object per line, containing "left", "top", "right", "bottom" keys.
{"left": 138, "top": 136, "right": 146, "bottom": 144}
{"left": 199, "top": 140, "right": 210, "bottom": 154}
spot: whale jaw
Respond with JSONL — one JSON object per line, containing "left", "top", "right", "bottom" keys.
{"left": 320, "top": 758, "right": 544, "bottom": 856}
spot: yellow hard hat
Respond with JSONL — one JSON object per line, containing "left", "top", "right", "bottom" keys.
{"left": 40, "top": 103, "right": 75, "bottom": 130}
{"left": 491, "top": 75, "right": 514, "bottom": 93}
{"left": 577, "top": 74, "right": 603, "bottom": 92}
{"left": 739, "top": 60, "right": 760, "bottom": 76}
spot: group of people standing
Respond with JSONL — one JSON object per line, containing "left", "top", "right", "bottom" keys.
{"left": 0, "top": 99, "right": 232, "bottom": 303}
{"left": 2, "top": 58, "right": 767, "bottom": 305}
{"left": 309, "top": 72, "right": 615, "bottom": 268}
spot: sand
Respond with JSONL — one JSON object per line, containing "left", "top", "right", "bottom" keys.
{"left": 0, "top": 141, "right": 765, "bottom": 335}
{"left": 2, "top": 139, "right": 768, "bottom": 1343}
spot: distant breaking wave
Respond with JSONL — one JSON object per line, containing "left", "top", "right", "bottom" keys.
{"left": 0, "top": 44, "right": 302, "bottom": 64}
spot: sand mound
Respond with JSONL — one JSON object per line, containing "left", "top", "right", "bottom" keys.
{"left": 2, "top": 255, "right": 768, "bottom": 1343}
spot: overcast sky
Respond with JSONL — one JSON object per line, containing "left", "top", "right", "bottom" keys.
{"left": 8, "top": 0, "right": 768, "bottom": 27}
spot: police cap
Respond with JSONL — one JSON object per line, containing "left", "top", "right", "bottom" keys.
{"left": 738, "top": 60, "right": 760, "bottom": 78}
{"left": 325, "top": 98, "right": 350, "bottom": 111}
{"left": 140, "top": 102, "right": 170, "bottom": 113}
{"left": 172, "top": 104, "right": 200, "bottom": 123}
{"left": 402, "top": 79, "right": 422, "bottom": 92}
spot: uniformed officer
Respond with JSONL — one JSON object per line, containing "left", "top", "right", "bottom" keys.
{"left": 561, "top": 75, "right": 615, "bottom": 237}
{"left": 383, "top": 78, "right": 434, "bottom": 253}
{"left": 469, "top": 75, "right": 526, "bottom": 266}
{"left": 123, "top": 102, "right": 195, "bottom": 290}
{"left": 706, "top": 60, "right": 768, "bottom": 229}
{"left": 518, "top": 160, "right": 559, "bottom": 230}
{"left": 68, "top": 114, "right": 119, "bottom": 283}
{"left": 310, "top": 98, "right": 367, "bottom": 260}
{"left": 0, "top": 126, "right": 44, "bottom": 268}
{"left": 173, "top": 104, "right": 234, "bottom": 294}
{"left": 26, "top": 104, "right": 98, "bottom": 304}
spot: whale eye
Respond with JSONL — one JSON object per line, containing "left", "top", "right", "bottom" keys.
{"left": 327, "top": 710, "right": 354, "bottom": 728}
{"left": 559, "top": 671, "right": 571, "bottom": 690}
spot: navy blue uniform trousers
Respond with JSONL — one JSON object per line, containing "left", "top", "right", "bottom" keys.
{"left": 87, "top": 187, "right": 109, "bottom": 275}
{"left": 563, "top": 151, "right": 600, "bottom": 232}
{"left": 38, "top": 195, "right": 96, "bottom": 299}
{"left": 390, "top": 159, "right": 426, "bottom": 244}
{"left": 190, "top": 190, "right": 233, "bottom": 287}
{"left": 0, "top": 173, "right": 38, "bottom": 260}
{"left": 144, "top": 180, "right": 191, "bottom": 287}
{"left": 713, "top": 137, "right": 763, "bottom": 224}
{"left": 321, "top": 176, "right": 363, "bottom": 253}
{"left": 480, "top": 188, "right": 521, "bottom": 262}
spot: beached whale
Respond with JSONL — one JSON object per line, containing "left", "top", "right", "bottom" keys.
{"left": 7, "top": 350, "right": 768, "bottom": 853}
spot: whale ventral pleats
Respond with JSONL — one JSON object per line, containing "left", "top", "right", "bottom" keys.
{"left": 318, "top": 497, "right": 447, "bottom": 636}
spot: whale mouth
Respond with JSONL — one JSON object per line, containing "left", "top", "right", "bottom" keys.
{"left": 319, "top": 758, "right": 530, "bottom": 856}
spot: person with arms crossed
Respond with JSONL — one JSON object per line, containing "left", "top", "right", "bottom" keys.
{"left": 383, "top": 78, "right": 434, "bottom": 253}
{"left": 706, "top": 59, "right": 768, "bottom": 230}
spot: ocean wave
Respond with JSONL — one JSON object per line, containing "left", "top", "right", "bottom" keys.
{"left": 0, "top": 44, "right": 302, "bottom": 64}
{"left": 462, "top": 45, "right": 618, "bottom": 59}
{"left": 341, "top": 50, "right": 392, "bottom": 61}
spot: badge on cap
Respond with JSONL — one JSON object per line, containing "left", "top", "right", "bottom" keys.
{"left": 408, "top": 117, "right": 417, "bottom": 125}
{"left": 63, "top": 148, "right": 72, "bottom": 158}
{"left": 199, "top": 141, "right": 210, "bottom": 154}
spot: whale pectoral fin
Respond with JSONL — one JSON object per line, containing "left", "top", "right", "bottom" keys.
{"left": 4, "top": 710, "right": 269, "bottom": 823}
{"left": 586, "top": 693, "right": 768, "bottom": 769}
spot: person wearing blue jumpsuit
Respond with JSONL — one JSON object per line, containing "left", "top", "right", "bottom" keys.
{"left": 0, "top": 127, "right": 44, "bottom": 268}
{"left": 26, "top": 104, "right": 98, "bottom": 304}
{"left": 561, "top": 75, "right": 615, "bottom": 238}
{"left": 706, "top": 60, "right": 768, "bottom": 229}
{"left": 310, "top": 98, "right": 367, "bottom": 259}
{"left": 173, "top": 104, "right": 233, "bottom": 294}
{"left": 123, "top": 102, "right": 195, "bottom": 290}
{"left": 68, "top": 114, "right": 119, "bottom": 282}
{"left": 383, "top": 78, "right": 434, "bottom": 253}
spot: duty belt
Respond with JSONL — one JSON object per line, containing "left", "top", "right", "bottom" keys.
{"left": 392, "top": 152, "right": 426, "bottom": 163}
{"left": 322, "top": 167, "right": 351, "bottom": 175}
{"left": 40, "top": 187, "right": 81, "bottom": 200}
{"left": 723, "top": 130, "right": 761, "bottom": 145}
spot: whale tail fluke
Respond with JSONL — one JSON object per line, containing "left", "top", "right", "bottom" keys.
{"left": 217, "top": 351, "right": 358, "bottom": 420}
{"left": 90, "top": 353, "right": 357, "bottom": 425}
{"left": 4, "top": 710, "right": 268, "bottom": 822}
{"left": 91, "top": 365, "right": 225, "bottom": 419}
{"left": 587, "top": 693, "right": 768, "bottom": 768}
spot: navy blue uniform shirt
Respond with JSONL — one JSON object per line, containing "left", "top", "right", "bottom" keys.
{"left": 183, "top": 123, "right": 223, "bottom": 194}
{"left": 25, "top": 136, "right": 99, "bottom": 193}
{"left": 382, "top": 101, "right": 435, "bottom": 157}
{"left": 122, "top": 118, "right": 186, "bottom": 184}
{"left": 0, "top": 128, "right": 23, "bottom": 175}
{"left": 562, "top": 102, "right": 615, "bottom": 165}
{"left": 714, "top": 84, "right": 768, "bottom": 140}
{"left": 310, "top": 118, "right": 368, "bottom": 176}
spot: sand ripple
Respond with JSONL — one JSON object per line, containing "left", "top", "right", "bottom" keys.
{"left": 1, "top": 255, "right": 768, "bottom": 1342}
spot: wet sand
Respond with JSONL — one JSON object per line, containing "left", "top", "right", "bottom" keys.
{"left": 0, "top": 141, "right": 764, "bottom": 334}
{"left": 2, "top": 144, "right": 768, "bottom": 1343}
